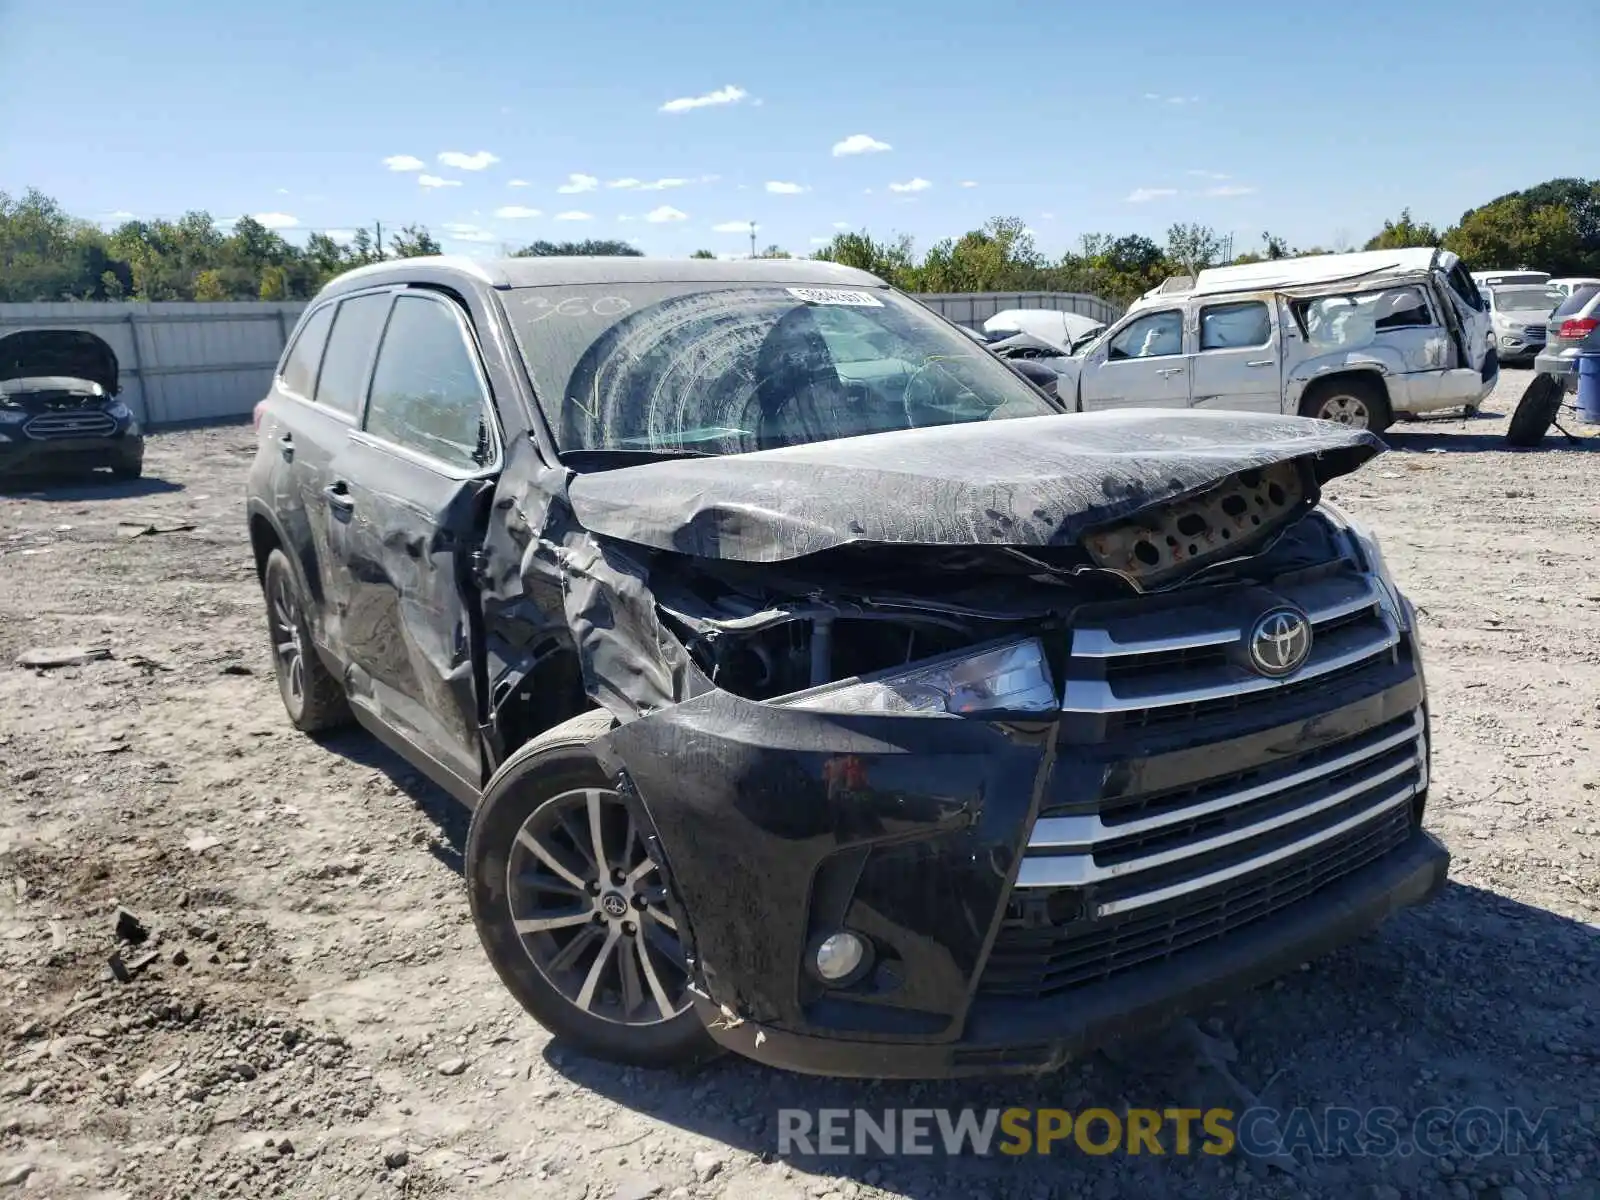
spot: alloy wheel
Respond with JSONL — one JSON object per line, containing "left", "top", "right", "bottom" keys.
{"left": 506, "top": 787, "right": 691, "bottom": 1025}
{"left": 269, "top": 569, "right": 306, "bottom": 709}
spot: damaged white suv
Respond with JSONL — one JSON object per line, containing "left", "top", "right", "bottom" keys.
{"left": 1056, "top": 248, "right": 1498, "bottom": 432}
{"left": 247, "top": 256, "right": 1446, "bottom": 1077}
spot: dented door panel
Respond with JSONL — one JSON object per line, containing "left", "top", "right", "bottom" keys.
{"left": 332, "top": 432, "right": 489, "bottom": 786}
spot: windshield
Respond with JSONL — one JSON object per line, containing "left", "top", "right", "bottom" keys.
{"left": 1490, "top": 286, "right": 1561, "bottom": 313}
{"left": 503, "top": 283, "right": 1058, "bottom": 455}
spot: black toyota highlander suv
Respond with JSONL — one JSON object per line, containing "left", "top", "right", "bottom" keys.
{"left": 245, "top": 256, "right": 1448, "bottom": 1077}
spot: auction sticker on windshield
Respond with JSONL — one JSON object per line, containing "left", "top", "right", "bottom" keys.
{"left": 786, "top": 287, "right": 884, "bottom": 307}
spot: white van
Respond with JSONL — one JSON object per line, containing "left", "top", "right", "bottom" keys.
{"left": 1053, "top": 248, "right": 1497, "bottom": 432}
{"left": 1471, "top": 269, "right": 1550, "bottom": 290}
{"left": 1548, "top": 277, "right": 1600, "bottom": 299}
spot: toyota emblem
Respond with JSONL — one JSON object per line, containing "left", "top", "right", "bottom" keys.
{"left": 1247, "top": 608, "right": 1313, "bottom": 677}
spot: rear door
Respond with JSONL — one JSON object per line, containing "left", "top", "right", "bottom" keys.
{"left": 327, "top": 289, "right": 501, "bottom": 793}
{"left": 1188, "top": 296, "right": 1280, "bottom": 413}
{"left": 1077, "top": 307, "right": 1190, "bottom": 409}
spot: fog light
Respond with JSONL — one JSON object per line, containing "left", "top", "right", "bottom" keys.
{"left": 813, "top": 932, "right": 866, "bottom": 982}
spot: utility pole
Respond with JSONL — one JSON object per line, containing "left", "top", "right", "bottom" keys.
{"left": 749, "top": 221, "right": 756, "bottom": 260}
{"left": 375, "top": 220, "right": 384, "bottom": 260}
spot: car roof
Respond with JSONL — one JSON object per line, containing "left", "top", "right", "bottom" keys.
{"left": 1141, "top": 248, "right": 1447, "bottom": 303}
{"left": 316, "top": 255, "right": 887, "bottom": 299}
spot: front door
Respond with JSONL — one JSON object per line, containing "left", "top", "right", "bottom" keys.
{"left": 328, "top": 290, "right": 502, "bottom": 792}
{"left": 1188, "top": 297, "right": 1281, "bottom": 413}
{"left": 1077, "top": 308, "right": 1190, "bottom": 410}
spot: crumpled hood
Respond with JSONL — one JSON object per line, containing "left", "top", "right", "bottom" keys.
{"left": 566, "top": 409, "right": 1383, "bottom": 562}
{"left": 0, "top": 330, "right": 121, "bottom": 395}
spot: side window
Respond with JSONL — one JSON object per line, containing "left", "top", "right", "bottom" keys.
{"left": 364, "top": 295, "right": 494, "bottom": 471}
{"left": 279, "top": 304, "right": 334, "bottom": 399}
{"left": 1107, "top": 310, "right": 1183, "bottom": 360}
{"left": 1373, "top": 286, "right": 1435, "bottom": 331}
{"left": 1446, "top": 264, "right": 1484, "bottom": 311}
{"left": 1199, "top": 301, "right": 1271, "bottom": 350}
{"left": 315, "top": 293, "right": 392, "bottom": 417}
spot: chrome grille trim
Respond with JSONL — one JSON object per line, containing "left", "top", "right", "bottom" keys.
{"left": 24, "top": 411, "right": 117, "bottom": 440}
{"left": 1029, "top": 711, "right": 1425, "bottom": 850}
{"left": 1091, "top": 787, "right": 1415, "bottom": 917}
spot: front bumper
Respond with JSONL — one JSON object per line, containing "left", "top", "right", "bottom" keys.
{"left": 0, "top": 430, "right": 143, "bottom": 476}
{"left": 603, "top": 574, "right": 1444, "bottom": 1078}
{"left": 693, "top": 829, "right": 1447, "bottom": 1077}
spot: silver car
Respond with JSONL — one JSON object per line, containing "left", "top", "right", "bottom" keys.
{"left": 1485, "top": 283, "right": 1562, "bottom": 365}
{"left": 1534, "top": 284, "right": 1600, "bottom": 385}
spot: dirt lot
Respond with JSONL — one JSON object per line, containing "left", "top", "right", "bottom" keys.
{"left": 1, "top": 369, "right": 1597, "bottom": 1200}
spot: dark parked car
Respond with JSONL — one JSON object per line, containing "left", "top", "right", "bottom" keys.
{"left": 246, "top": 256, "right": 1447, "bottom": 1077}
{"left": 0, "top": 330, "right": 143, "bottom": 480}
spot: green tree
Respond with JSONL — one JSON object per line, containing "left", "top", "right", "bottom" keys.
{"left": 513, "top": 238, "right": 643, "bottom": 257}
{"left": 918, "top": 217, "right": 1040, "bottom": 292}
{"left": 810, "top": 230, "right": 918, "bottom": 288}
{"left": 1165, "top": 222, "right": 1223, "bottom": 279}
{"left": 690, "top": 249, "right": 716, "bottom": 259}
{"left": 193, "top": 269, "right": 227, "bottom": 301}
{"left": 258, "top": 265, "right": 290, "bottom": 300}
{"left": 1443, "top": 197, "right": 1578, "bottom": 272}
{"left": 389, "top": 224, "right": 442, "bottom": 258}
{"left": 1363, "top": 208, "right": 1441, "bottom": 251}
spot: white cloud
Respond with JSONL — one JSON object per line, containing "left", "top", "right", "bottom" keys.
{"left": 960, "top": 180, "right": 978, "bottom": 188}
{"left": 495, "top": 205, "right": 543, "bottom": 219}
{"left": 1206, "top": 184, "right": 1257, "bottom": 197}
{"left": 1145, "top": 93, "right": 1200, "bottom": 105}
{"left": 557, "top": 173, "right": 599, "bottom": 194}
{"left": 888, "top": 178, "right": 932, "bottom": 193}
{"left": 418, "top": 174, "right": 462, "bottom": 188}
{"left": 832, "top": 133, "right": 891, "bottom": 157}
{"left": 275, "top": 187, "right": 290, "bottom": 195}
{"left": 641, "top": 178, "right": 690, "bottom": 190}
{"left": 832, "top": 221, "right": 850, "bottom": 229}
{"left": 1041, "top": 212, "right": 1056, "bottom": 220}
{"left": 253, "top": 212, "right": 299, "bottom": 229}
{"left": 105, "top": 210, "right": 136, "bottom": 222}
{"left": 607, "top": 178, "right": 642, "bottom": 189}
{"left": 438, "top": 150, "right": 500, "bottom": 171}
{"left": 384, "top": 154, "right": 426, "bottom": 171}
{"left": 810, "top": 236, "right": 831, "bottom": 245}
{"left": 646, "top": 205, "right": 688, "bottom": 223}
{"left": 766, "top": 181, "right": 807, "bottom": 194}
{"left": 1187, "top": 170, "right": 1230, "bottom": 180}
{"left": 507, "top": 179, "right": 531, "bottom": 188}
{"left": 1126, "top": 187, "right": 1178, "bottom": 203}
{"left": 712, "top": 220, "right": 752, "bottom": 234}
{"left": 555, "top": 211, "right": 593, "bottom": 221}
{"left": 659, "top": 84, "right": 747, "bottom": 113}
{"left": 443, "top": 222, "right": 496, "bottom": 243}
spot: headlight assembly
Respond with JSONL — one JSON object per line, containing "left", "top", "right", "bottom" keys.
{"left": 775, "top": 637, "right": 1057, "bottom": 718}
{"left": 1320, "top": 501, "right": 1405, "bottom": 625}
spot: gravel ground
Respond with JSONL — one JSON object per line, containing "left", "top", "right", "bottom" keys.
{"left": 1, "top": 369, "right": 1596, "bottom": 1200}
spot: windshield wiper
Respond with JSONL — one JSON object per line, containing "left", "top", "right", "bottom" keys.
{"left": 559, "top": 447, "right": 718, "bottom": 468}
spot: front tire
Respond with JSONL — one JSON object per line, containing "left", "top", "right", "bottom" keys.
{"left": 1298, "top": 377, "right": 1393, "bottom": 433}
{"left": 262, "top": 548, "right": 351, "bottom": 732}
{"left": 467, "top": 710, "right": 718, "bottom": 1070}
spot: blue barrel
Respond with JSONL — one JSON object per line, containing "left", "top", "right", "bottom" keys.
{"left": 1579, "top": 353, "right": 1600, "bottom": 424}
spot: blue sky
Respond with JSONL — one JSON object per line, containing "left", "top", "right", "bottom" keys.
{"left": 3, "top": 0, "right": 1594, "bottom": 261}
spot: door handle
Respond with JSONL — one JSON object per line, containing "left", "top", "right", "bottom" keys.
{"left": 278, "top": 433, "right": 294, "bottom": 460}
{"left": 324, "top": 481, "right": 355, "bottom": 515}
{"left": 1246, "top": 359, "right": 1276, "bottom": 368}
{"left": 1157, "top": 367, "right": 1186, "bottom": 377}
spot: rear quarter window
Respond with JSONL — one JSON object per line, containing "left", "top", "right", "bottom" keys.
{"left": 278, "top": 304, "right": 334, "bottom": 399}
{"left": 1554, "top": 286, "right": 1600, "bottom": 318}
{"left": 314, "top": 293, "right": 392, "bottom": 417}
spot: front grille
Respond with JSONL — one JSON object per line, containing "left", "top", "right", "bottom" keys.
{"left": 24, "top": 411, "right": 116, "bottom": 440}
{"left": 988, "top": 562, "right": 1426, "bottom": 1001}
{"left": 980, "top": 804, "right": 1413, "bottom": 997}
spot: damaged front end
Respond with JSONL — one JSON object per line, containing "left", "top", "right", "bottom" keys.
{"left": 478, "top": 410, "right": 1447, "bottom": 1077}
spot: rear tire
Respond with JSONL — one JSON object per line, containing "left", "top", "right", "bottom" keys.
{"left": 262, "top": 548, "right": 351, "bottom": 732}
{"left": 1505, "top": 373, "right": 1564, "bottom": 447}
{"left": 1298, "top": 377, "right": 1393, "bottom": 433}
{"left": 111, "top": 458, "right": 143, "bottom": 481}
{"left": 467, "top": 710, "right": 719, "bottom": 1071}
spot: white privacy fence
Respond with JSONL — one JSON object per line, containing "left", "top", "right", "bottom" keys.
{"left": 0, "top": 302, "right": 309, "bottom": 428}
{"left": 0, "top": 290, "right": 1119, "bottom": 429}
